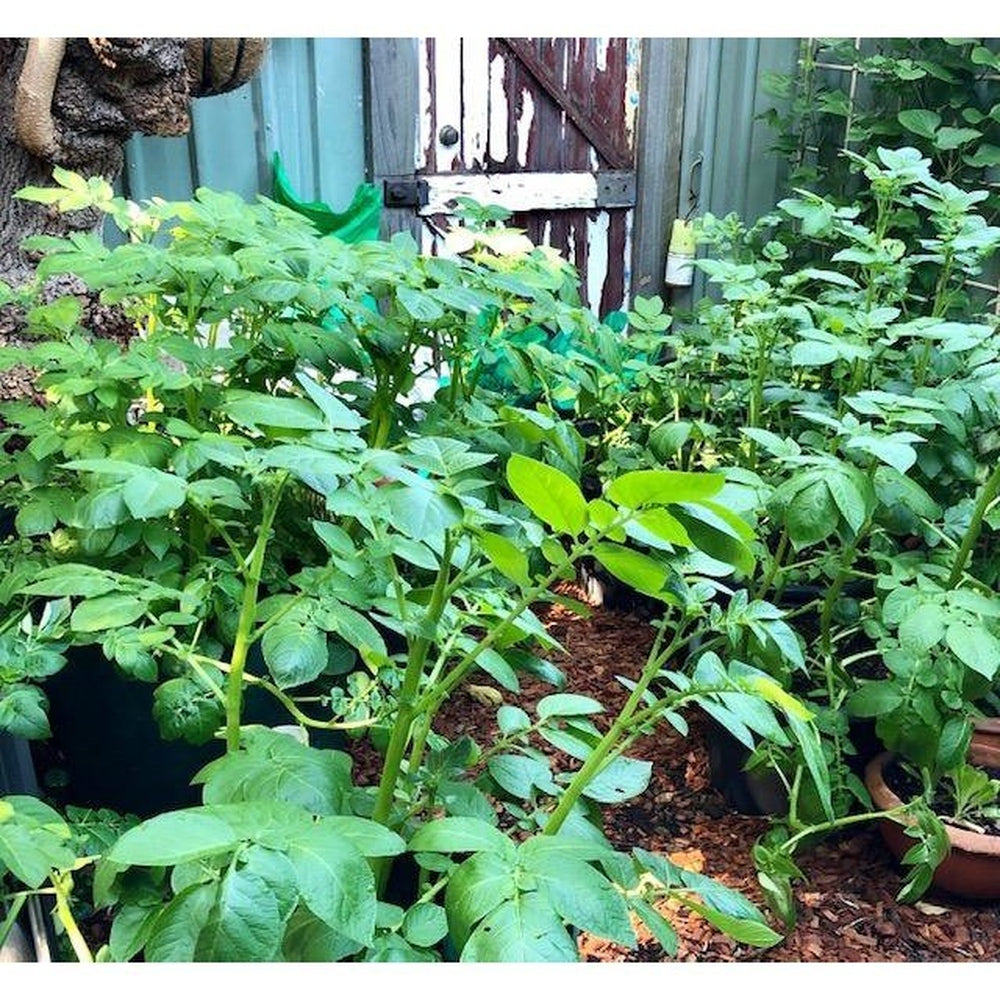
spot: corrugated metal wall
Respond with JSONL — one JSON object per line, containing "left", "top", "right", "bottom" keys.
{"left": 119, "top": 38, "right": 367, "bottom": 211}
{"left": 673, "top": 38, "right": 802, "bottom": 305}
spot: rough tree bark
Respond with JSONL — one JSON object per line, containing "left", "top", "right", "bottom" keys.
{"left": 0, "top": 38, "right": 266, "bottom": 342}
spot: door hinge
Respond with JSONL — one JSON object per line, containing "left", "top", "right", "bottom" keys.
{"left": 382, "top": 177, "right": 428, "bottom": 209}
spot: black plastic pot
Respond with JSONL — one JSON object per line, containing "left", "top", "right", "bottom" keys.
{"left": 704, "top": 715, "right": 789, "bottom": 816}
{"left": 36, "top": 645, "right": 341, "bottom": 817}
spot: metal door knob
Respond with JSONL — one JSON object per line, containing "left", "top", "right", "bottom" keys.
{"left": 438, "top": 125, "right": 460, "bottom": 147}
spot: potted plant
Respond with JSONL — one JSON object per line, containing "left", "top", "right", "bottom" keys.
{"left": 0, "top": 175, "right": 819, "bottom": 961}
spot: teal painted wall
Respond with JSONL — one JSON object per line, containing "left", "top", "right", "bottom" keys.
{"left": 119, "top": 38, "right": 367, "bottom": 211}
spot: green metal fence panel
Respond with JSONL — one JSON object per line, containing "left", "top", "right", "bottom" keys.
{"left": 119, "top": 38, "right": 367, "bottom": 210}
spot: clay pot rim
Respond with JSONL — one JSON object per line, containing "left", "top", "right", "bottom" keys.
{"left": 973, "top": 717, "right": 1000, "bottom": 737}
{"left": 865, "top": 741, "right": 1000, "bottom": 858}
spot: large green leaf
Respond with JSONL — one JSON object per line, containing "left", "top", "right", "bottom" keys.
{"left": 121, "top": 468, "right": 188, "bottom": 520}
{"left": 144, "top": 884, "right": 216, "bottom": 962}
{"left": 193, "top": 726, "right": 353, "bottom": 816}
{"left": 195, "top": 866, "right": 283, "bottom": 961}
{"left": 0, "top": 796, "right": 74, "bottom": 888}
{"left": 605, "top": 469, "right": 724, "bottom": 507}
{"left": 506, "top": 454, "right": 587, "bottom": 536}
{"left": 460, "top": 892, "right": 578, "bottom": 962}
{"left": 70, "top": 595, "right": 148, "bottom": 633}
{"left": 286, "top": 826, "right": 377, "bottom": 945}
{"left": 574, "top": 755, "right": 652, "bottom": 804}
{"left": 223, "top": 390, "right": 327, "bottom": 431}
{"left": 261, "top": 620, "right": 329, "bottom": 689}
{"left": 0, "top": 684, "right": 50, "bottom": 739}
{"left": 108, "top": 809, "right": 240, "bottom": 867}
{"left": 592, "top": 543, "right": 671, "bottom": 599}
{"left": 522, "top": 851, "right": 635, "bottom": 946}
{"left": 444, "top": 852, "right": 518, "bottom": 952}
{"left": 946, "top": 623, "right": 1000, "bottom": 679}
{"left": 408, "top": 817, "right": 513, "bottom": 857}
{"left": 316, "top": 816, "right": 406, "bottom": 858}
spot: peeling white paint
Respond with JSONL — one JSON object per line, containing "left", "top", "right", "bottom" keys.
{"left": 417, "top": 37, "right": 433, "bottom": 170}
{"left": 586, "top": 212, "right": 611, "bottom": 310}
{"left": 515, "top": 88, "right": 535, "bottom": 168}
{"left": 418, "top": 172, "right": 623, "bottom": 214}
{"left": 433, "top": 39, "right": 463, "bottom": 172}
{"left": 488, "top": 53, "right": 509, "bottom": 164}
{"left": 625, "top": 38, "right": 641, "bottom": 152}
{"left": 462, "top": 37, "right": 490, "bottom": 169}
{"left": 621, "top": 208, "right": 635, "bottom": 310}
{"left": 596, "top": 38, "right": 609, "bottom": 74}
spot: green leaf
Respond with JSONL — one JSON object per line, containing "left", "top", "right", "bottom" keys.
{"left": 282, "top": 906, "right": 362, "bottom": 962}
{"left": 223, "top": 391, "right": 327, "bottom": 432}
{"left": 460, "top": 892, "right": 578, "bottom": 962}
{"left": 261, "top": 620, "right": 328, "bottom": 689}
{"left": 408, "top": 817, "right": 513, "bottom": 857}
{"left": 506, "top": 454, "right": 587, "bottom": 536}
{"left": 945, "top": 623, "right": 1000, "bottom": 679}
{"left": 487, "top": 754, "right": 558, "bottom": 798}
{"left": 629, "top": 897, "right": 678, "bottom": 956}
{"left": 783, "top": 478, "right": 839, "bottom": 549}
{"left": 107, "top": 809, "right": 240, "bottom": 868}
{"left": 847, "top": 681, "right": 904, "bottom": 718}
{"left": 605, "top": 469, "right": 724, "bottom": 507}
{"left": 899, "top": 604, "right": 946, "bottom": 652}
{"left": 0, "top": 796, "right": 74, "bottom": 887}
{"left": 592, "top": 543, "right": 670, "bottom": 600}
{"left": 402, "top": 902, "right": 449, "bottom": 948}
{"left": 0, "top": 685, "right": 51, "bottom": 739}
{"left": 397, "top": 285, "right": 445, "bottom": 323}
{"left": 897, "top": 109, "right": 942, "bottom": 139}
{"left": 144, "top": 884, "right": 216, "bottom": 962}
{"left": 576, "top": 755, "right": 652, "bottom": 804}
{"left": 480, "top": 532, "right": 531, "bottom": 588}
{"left": 121, "top": 468, "right": 188, "bottom": 520}
{"left": 682, "top": 897, "right": 783, "bottom": 948}
{"left": 286, "top": 825, "right": 377, "bottom": 945}
{"left": 109, "top": 903, "right": 161, "bottom": 963}
{"left": 386, "top": 484, "right": 463, "bottom": 546}
{"left": 196, "top": 866, "right": 283, "bottom": 961}
{"left": 316, "top": 816, "right": 406, "bottom": 859}
{"left": 444, "top": 852, "right": 518, "bottom": 952}
{"left": 536, "top": 693, "right": 605, "bottom": 719}
{"left": 496, "top": 705, "right": 531, "bottom": 736}
{"left": 70, "top": 595, "right": 148, "bottom": 633}
{"left": 15, "top": 499, "right": 57, "bottom": 537}
{"left": 522, "top": 852, "right": 635, "bottom": 946}
{"left": 193, "top": 727, "right": 353, "bottom": 816}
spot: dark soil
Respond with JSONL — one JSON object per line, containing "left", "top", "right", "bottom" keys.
{"left": 423, "top": 588, "right": 1000, "bottom": 962}
{"left": 885, "top": 758, "right": 1000, "bottom": 838}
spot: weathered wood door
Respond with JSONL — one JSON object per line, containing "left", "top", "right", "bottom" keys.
{"left": 373, "top": 38, "right": 641, "bottom": 317}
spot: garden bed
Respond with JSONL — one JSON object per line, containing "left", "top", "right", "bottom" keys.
{"left": 408, "top": 590, "right": 1000, "bottom": 963}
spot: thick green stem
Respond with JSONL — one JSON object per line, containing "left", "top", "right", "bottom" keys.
{"left": 371, "top": 534, "right": 456, "bottom": 829}
{"left": 947, "top": 461, "right": 1000, "bottom": 590}
{"left": 543, "top": 618, "right": 683, "bottom": 836}
{"left": 50, "top": 872, "right": 92, "bottom": 964}
{"left": 224, "top": 477, "right": 287, "bottom": 753}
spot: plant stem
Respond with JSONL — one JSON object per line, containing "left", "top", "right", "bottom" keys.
{"left": 542, "top": 617, "right": 685, "bottom": 836}
{"left": 946, "top": 460, "right": 1000, "bottom": 590}
{"left": 224, "top": 475, "right": 287, "bottom": 753}
{"left": 371, "top": 533, "right": 456, "bottom": 829}
{"left": 50, "top": 871, "right": 92, "bottom": 964}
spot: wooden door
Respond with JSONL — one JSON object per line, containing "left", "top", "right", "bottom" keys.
{"left": 373, "top": 38, "right": 641, "bottom": 317}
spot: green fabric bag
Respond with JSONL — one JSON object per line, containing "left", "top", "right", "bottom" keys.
{"left": 271, "top": 151, "right": 382, "bottom": 243}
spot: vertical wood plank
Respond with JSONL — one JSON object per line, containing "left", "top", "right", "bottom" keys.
{"left": 189, "top": 83, "right": 260, "bottom": 200}
{"left": 431, "top": 38, "right": 464, "bottom": 173}
{"left": 367, "top": 37, "right": 421, "bottom": 241}
{"left": 631, "top": 37, "right": 688, "bottom": 301}
{"left": 461, "top": 37, "right": 491, "bottom": 170}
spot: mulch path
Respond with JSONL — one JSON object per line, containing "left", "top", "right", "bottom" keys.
{"left": 426, "top": 590, "right": 1000, "bottom": 963}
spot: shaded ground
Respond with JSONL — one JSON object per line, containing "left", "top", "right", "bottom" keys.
{"left": 431, "top": 592, "right": 1000, "bottom": 963}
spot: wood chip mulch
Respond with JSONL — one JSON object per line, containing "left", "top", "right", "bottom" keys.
{"left": 423, "top": 589, "right": 1000, "bottom": 963}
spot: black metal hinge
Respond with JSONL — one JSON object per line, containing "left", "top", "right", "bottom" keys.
{"left": 383, "top": 177, "right": 428, "bottom": 209}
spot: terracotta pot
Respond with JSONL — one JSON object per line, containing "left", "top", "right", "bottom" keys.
{"left": 864, "top": 740, "right": 1000, "bottom": 900}
{"left": 973, "top": 717, "right": 1000, "bottom": 754}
